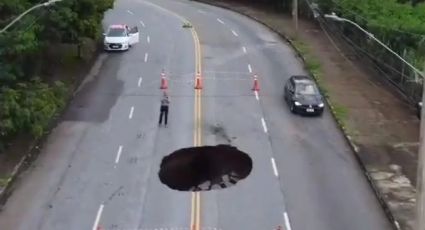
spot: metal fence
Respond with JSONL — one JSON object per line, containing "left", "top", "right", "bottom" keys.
{"left": 301, "top": 0, "right": 424, "bottom": 104}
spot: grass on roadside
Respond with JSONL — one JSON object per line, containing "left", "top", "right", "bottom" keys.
{"left": 0, "top": 176, "right": 9, "bottom": 188}
{"left": 292, "top": 38, "right": 350, "bottom": 126}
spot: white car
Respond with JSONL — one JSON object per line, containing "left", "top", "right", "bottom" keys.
{"left": 103, "top": 24, "right": 139, "bottom": 51}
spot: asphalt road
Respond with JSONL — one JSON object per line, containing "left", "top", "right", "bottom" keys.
{"left": 0, "top": 0, "right": 393, "bottom": 230}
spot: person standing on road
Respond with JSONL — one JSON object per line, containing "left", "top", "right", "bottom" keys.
{"left": 159, "top": 91, "right": 170, "bottom": 127}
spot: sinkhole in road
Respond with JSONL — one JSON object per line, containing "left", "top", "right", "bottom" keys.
{"left": 158, "top": 144, "right": 253, "bottom": 191}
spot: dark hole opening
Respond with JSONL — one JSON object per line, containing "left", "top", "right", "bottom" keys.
{"left": 158, "top": 144, "right": 253, "bottom": 191}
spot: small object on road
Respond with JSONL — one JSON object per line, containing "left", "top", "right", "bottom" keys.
{"left": 160, "top": 70, "right": 168, "bottom": 89}
{"left": 182, "top": 22, "right": 192, "bottom": 28}
{"left": 158, "top": 91, "right": 170, "bottom": 126}
{"left": 252, "top": 74, "right": 260, "bottom": 91}
{"left": 194, "top": 72, "right": 203, "bottom": 89}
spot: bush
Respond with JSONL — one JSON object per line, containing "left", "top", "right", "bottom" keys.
{"left": 0, "top": 79, "right": 68, "bottom": 139}
{"left": 319, "top": 0, "right": 425, "bottom": 69}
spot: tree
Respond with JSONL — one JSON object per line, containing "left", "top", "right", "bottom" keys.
{"left": 40, "top": 0, "right": 114, "bottom": 57}
{"left": 0, "top": 0, "right": 114, "bottom": 153}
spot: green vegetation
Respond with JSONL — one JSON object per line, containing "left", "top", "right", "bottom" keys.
{"left": 322, "top": 0, "right": 425, "bottom": 70}
{"left": 0, "top": 177, "right": 8, "bottom": 187}
{"left": 333, "top": 103, "right": 348, "bottom": 123}
{"left": 277, "top": 0, "right": 425, "bottom": 87}
{"left": 292, "top": 38, "right": 350, "bottom": 126}
{"left": 0, "top": 0, "right": 115, "bottom": 153}
{"left": 292, "top": 39, "right": 328, "bottom": 96}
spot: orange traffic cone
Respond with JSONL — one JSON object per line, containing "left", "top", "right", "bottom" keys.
{"left": 252, "top": 74, "right": 260, "bottom": 91}
{"left": 194, "top": 72, "right": 203, "bottom": 89}
{"left": 160, "top": 70, "right": 168, "bottom": 89}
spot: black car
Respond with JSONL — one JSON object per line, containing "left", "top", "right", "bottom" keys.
{"left": 284, "top": 75, "right": 324, "bottom": 115}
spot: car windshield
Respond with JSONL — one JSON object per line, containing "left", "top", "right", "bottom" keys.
{"left": 295, "top": 82, "right": 319, "bottom": 95}
{"left": 107, "top": 28, "right": 126, "bottom": 37}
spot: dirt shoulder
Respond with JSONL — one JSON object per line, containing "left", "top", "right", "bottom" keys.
{"left": 195, "top": 1, "right": 419, "bottom": 229}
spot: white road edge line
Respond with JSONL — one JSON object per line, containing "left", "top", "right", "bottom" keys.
{"left": 232, "top": 30, "right": 238, "bottom": 37}
{"left": 140, "top": 20, "right": 145, "bottom": 27}
{"left": 217, "top": 18, "right": 224, "bottom": 24}
{"left": 284, "top": 212, "right": 292, "bottom": 230}
{"left": 138, "top": 77, "right": 143, "bottom": 87}
{"left": 147, "top": 36, "right": 150, "bottom": 43}
{"left": 127, "top": 10, "right": 134, "bottom": 15}
{"left": 242, "top": 46, "right": 247, "bottom": 53}
{"left": 115, "top": 145, "right": 123, "bottom": 164}
{"left": 248, "top": 64, "right": 252, "bottom": 73}
{"left": 92, "top": 204, "right": 104, "bottom": 230}
{"left": 144, "top": 53, "right": 148, "bottom": 62}
{"left": 254, "top": 91, "right": 259, "bottom": 100}
{"left": 129, "top": 106, "right": 134, "bottom": 119}
{"left": 271, "top": 158, "right": 278, "bottom": 177}
{"left": 261, "top": 117, "right": 268, "bottom": 133}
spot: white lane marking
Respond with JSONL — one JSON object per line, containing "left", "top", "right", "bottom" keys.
{"left": 140, "top": 20, "right": 145, "bottom": 27}
{"left": 284, "top": 212, "right": 292, "bottom": 230}
{"left": 254, "top": 91, "right": 259, "bottom": 100}
{"left": 127, "top": 10, "right": 134, "bottom": 15}
{"left": 248, "top": 64, "right": 252, "bottom": 73}
{"left": 197, "top": 9, "right": 206, "bottom": 14}
{"left": 232, "top": 30, "right": 238, "bottom": 37}
{"left": 138, "top": 77, "right": 143, "bottom": 87}
{"left": 271, "top": 158, "right": 278, "bottom": 176}
{"left": 115, "top": 145, "right": 123, "bottom": 164}
{"left": 261, "top": 117, "right": 268, "bottom": 133}
{"left": 129, "top": 106, "right": 135, "bottom": 119}
{"left": 144, "top": 53, "right": 148, "bottom": 62}
{"left": 92, "top": 204, "right": 104, "bottom": 230}
{"left": 242, "top": 46, "right": 247, "bottom": 53}
{"left": 147, "top": 36, "right": 150, "bottom": 43}
{"left": 217, "top": 18, "right": 225, "bottom": 24}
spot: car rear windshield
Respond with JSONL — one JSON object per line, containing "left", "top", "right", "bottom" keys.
{"left": 295, "top": 82, "right": 319, "bottom": 95}
{"left": 107, "top": 28, "right": 126, "bottom": 37}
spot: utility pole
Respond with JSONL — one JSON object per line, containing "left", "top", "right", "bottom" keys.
{"left": 292, "top": 0, "right": 298, "bottom": 33}
{"left": 416, "top": 61, "right": 425, "bottom": 230}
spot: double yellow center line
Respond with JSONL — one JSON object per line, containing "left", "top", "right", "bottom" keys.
{"left": 190, "top": 23, "right": 202, "bottom": 230}
{"left": 135, "top": 2, "right": 203, "bottom": 228}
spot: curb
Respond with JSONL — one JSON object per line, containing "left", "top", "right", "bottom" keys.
{"left": 194, "top": 1, "right": 401, "bottom": 229}
{"left": 0, "top": 42, "right": 103, "bottom": 210}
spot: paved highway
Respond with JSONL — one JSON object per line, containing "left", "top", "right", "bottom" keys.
{"left": 0, "top": 0, "right": 392, "bottom": 229}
